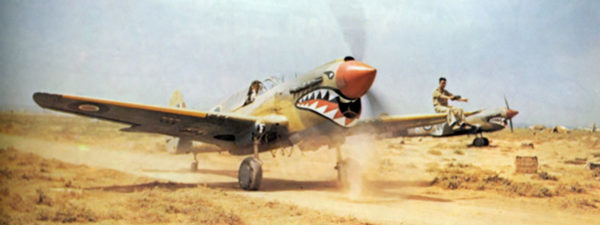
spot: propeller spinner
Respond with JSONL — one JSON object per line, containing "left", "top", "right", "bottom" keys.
{"left": 335, "top": 59, "right": 376, "bottom": 99}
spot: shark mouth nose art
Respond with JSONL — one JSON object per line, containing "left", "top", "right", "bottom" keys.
{"left": 295, "top": 88, "right": 361, "bottom": 127}
{"left": 489, "top": 116, "right": 506, "bottom": 126}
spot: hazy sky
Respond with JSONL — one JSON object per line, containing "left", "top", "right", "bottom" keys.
{"left": 1, "top": 0, "right": 599, "bottom": 127}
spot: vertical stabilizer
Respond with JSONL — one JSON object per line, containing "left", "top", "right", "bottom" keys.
{"left": 168, "top": 90, "right": 186, "bottom": 108}
{"left": 165, "top": 90, "right": 192, "bottom": 154}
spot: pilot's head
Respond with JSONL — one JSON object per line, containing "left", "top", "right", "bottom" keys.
{"left": 250, "top": 81, "right": 262, "bottom": 91}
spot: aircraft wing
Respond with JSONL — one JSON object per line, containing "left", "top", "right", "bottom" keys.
{"left": 354, "top": 113, "right": 447, "bottom": 133}
{"left": 352, "top": 111, "right": 481, "bottom": 135}
{"left": 33, "top": 92, "right": 287, "bottom": 147}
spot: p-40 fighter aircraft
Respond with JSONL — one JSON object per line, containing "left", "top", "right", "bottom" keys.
{"left": 34, "top": 56, "right": 479, "bottom": 191}
{"left": 393, "top": 100, "right": 519, "bottom": 146}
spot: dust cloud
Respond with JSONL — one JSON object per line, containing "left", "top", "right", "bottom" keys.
{"left": 343, "top": 134, "right": 377, "bottom": 200}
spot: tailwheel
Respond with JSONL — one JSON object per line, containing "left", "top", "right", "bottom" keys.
{"left": 238, "top": 156, "right": 262, "bottom": 191}
{"left": 335, "top": 158, "right": 360, "bottom": 190}
{"left": 472, "top": 137, "right": 489, "bottom": 147}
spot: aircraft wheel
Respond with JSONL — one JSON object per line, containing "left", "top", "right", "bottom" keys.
{"left": 190, "top": 162, "right": 198, "bottom": 172}
{"left": 336, "top": 158, "right": 360, "bottom": 189}
{"left": 482, "top": 137, "right": 489, "bottom": 146}
{"left": 473, "top": 137, "right": 489, "bottom": 147}
{"left": 238, "top": 156, "right": 262, "bottom": 191}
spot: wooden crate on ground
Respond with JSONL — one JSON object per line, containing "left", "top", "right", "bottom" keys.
{"left": 515, "top": 156, "right": 538, "bottom": 174}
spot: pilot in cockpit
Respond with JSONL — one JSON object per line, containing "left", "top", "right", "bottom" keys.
{"left": 243, "top": 80, "right": 263, "bottom": 106}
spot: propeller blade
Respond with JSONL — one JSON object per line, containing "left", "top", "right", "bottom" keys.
{"left": 367, "top": 91, "right": 383, "bottom": 115}
{"left": 504, "top": 95, "right": 516, "bottom": 133}
{"left": 361, "top": 89, "right": 391, "bottom": 118}
{"left": 328, "top": 0, "right": 366, "bottom": 60}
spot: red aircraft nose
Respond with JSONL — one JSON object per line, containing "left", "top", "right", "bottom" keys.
{"left": 335, "top": 60, "right": 377, "bottom": 99}
{"left": 506, "top": 108, "right": 519, "bottom": 119}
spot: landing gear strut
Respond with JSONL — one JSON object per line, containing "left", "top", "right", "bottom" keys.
{"left": 190, "top": 152, "right": 198, "bottom": 171}
{"left": 335, "top": 146, "right": 345, "bottom": 182}
{"left": 472, "top": 133, "right": 489, "bottom": 147}
{"left": 334, "top": 146, "right": 359, "bottom": 189}
{"left": 238, "top": 124, "right": 264, "bottom": 190}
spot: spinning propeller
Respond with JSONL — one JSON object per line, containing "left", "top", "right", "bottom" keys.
{"left": 328, "top": 0, "right": 366, "bottom": 61}
{"left": 329, "top": 1, "right": 392, "bottom": 118}
{"left": 504, "top": 96, "right": 519, "bottom": 133}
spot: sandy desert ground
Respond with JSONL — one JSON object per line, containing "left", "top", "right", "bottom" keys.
{"left": 1, "top": 112, "right": 599, "bottom": 225}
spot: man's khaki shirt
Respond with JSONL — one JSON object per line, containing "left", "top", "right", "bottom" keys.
{"left": 433, "top": 87, "right": 452, "bottom": 107}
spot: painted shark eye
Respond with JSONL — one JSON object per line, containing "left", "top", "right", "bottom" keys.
{"left": 324, "top": 71, "right": 334, "bottom": 80}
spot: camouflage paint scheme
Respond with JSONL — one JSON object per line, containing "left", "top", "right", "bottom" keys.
{"left": 34, "top": 58, "right": 470, "bottom": 155}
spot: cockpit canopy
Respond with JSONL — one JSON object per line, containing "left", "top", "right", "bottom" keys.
{"left": 210, "top": 76, "right": 283, "bottom": 113}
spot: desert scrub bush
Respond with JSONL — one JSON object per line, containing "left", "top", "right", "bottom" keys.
{"left": 428, "top": 149, "right": 442, "bottom": 156}
{"left": 429, "top": 163, "right": 584, "bottom": 198}
{"left": 36, "top": 201, "right": 97, "bottom": 223}
{"left": 125, "top": 188, "right": 243, "bottom": 224}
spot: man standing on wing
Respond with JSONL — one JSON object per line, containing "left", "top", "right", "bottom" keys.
{"left": 433, "top": 77, "right": 469, "bottom": 129}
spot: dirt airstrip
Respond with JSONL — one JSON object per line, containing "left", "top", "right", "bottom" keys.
{"left": 1, "top": 112, "right": 599, "bottom": 224}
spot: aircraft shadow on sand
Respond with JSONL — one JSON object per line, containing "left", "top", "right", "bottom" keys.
{"left": 140, "top": 168, "right": 340, "bottom": 191}
{"left": 87, "top": 168, "right": 455, "bottom": 203}
{"left": 84, "top": 180, "right": 454, "bottom": 203}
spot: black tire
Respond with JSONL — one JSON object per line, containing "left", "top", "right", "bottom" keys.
{"left": 238, "top": 157, "right": 262, "bottom": 191}
{"left": 482, "top": 137, "right": 489, "bottom": 146}
{"left": 473, "top": 137, "right": 485, "bottom": 147}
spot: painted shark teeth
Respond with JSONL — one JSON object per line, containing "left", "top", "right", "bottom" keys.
{"left": 489, "top": 116, "right": 505, "bottom": 126}
{"left": 295, "top": 88, "right": 360, "bottom": 127}
{"left": 297, "top": 89, "right": 340, "bottom": 104}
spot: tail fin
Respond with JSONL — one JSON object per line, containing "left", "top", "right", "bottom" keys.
{"left": 168, "top": 90, "right": 186, "bottom": 108}
{"left": 166, "top": 90, "right": 191, "bottom": 154}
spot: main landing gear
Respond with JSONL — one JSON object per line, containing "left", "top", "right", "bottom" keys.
{"left": 334, "top": 146, "right": 359, "bottom": 189}
{"left": 472, "top": 133, "right": 489, "bottom": 147}
{"left": 190, "top": 152, "right": 198, "bottom": 171}
{"left": 238, "top": 125, "right": 264, "bottom": 191}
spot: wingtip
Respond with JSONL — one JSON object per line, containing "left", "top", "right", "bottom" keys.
{"left": 32, "top": 92, "right": 43, "bottom": 105}
{"left": 32, "top": 92, "right": 61, "bottom": 108}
